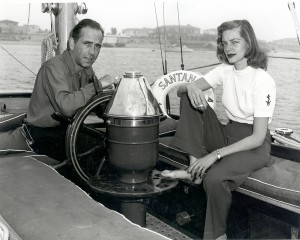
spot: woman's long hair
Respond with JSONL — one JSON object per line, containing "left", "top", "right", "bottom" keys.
{"left": 216, "top": 20, "right": 268, "bottom": 70}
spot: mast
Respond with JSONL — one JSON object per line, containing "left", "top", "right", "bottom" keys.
{"left": 42, "top": 3, "right": 87, "bottom": 55}
{"left": 55, "top": 3, "right": 77, "bottom": 55}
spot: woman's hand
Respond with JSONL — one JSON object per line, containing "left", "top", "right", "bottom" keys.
{"left": 188, "top": 152, "right": 218, "bottom": 179}
{"left": 186, "top": 81, "right": 208, "bottom": 111}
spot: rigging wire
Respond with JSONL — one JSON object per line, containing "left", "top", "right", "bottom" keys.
{"left": 163, "top": 2, "right": 171, "bottom": 114}
{"left": 25, "top": 3, "right": 31, "bottom": 40}
{"left": 0, "top": 2, "right": 36, "bottom": 76}
{"left": 0, "top": 45, "right": 37, "bottom": 76}
{"left": 154, "top": 2, "right": 166, "bottom": 75}
{"left": 177, "top": 2, "right": 184, "bottom": 70}
{"left": 288, "top": 2, "right": 300, "bottom": 45}
{"left": 163, "top": 2, "right": 167, "bottom": 74}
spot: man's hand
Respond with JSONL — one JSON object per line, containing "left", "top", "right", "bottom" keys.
{"left": 99, "top": 75, "right": 117, "bottom": 89}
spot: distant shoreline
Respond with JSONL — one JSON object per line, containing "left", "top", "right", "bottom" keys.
{"left": 0, "top": 40, "right": 162, "bottom": 50}
{"left": 0, "top": 40, "right": 173, "bottom": 50}
{"left": 0, "top": 40, "right": 41, "bottom": 46}
{"left": 1, "top": 40, "right": 299, "bottom": 55}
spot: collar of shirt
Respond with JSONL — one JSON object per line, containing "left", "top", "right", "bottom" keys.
{"left": 62, "top": 50, "right": 93, "bottom": 80}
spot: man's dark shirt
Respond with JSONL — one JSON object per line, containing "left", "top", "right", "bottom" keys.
{"left": 26, "top": 50, "right": 98, "bottom": 127}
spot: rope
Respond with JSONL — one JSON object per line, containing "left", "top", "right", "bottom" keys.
{"left": 41, "top": 12, "right": 57, "bottom": 64}
{"left": 41, "top": 33, "right": 57, "bottom": 63}
{"left": 75, "top": 15, "right": 80, "bottom": 24}
{"left": 272, "top": 132, "right": 300, "bottom": 149}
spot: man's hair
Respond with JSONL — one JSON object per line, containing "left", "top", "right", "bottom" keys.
{"left": 69, "top": 18, "right": 104, "bottom": 42}
{"left": 216, "top": 20, "right": 268, "bottom": 70}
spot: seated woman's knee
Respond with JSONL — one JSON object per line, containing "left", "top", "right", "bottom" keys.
{"left": 180, "top": 93, "right": 189, "bottom": 103}
{"left": 203, "top": 170, "right": 225, "bottom": 192}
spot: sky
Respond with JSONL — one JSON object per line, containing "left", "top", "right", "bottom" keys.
{"left": 0, "top": 0, "right": 300, "bottom": 41}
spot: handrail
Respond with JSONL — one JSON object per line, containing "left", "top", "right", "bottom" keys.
{"left": 268, "top": 55, "right": 300, "bottom": 60}
{"left": 186, "top": 63, "right": 221, "bottom": 71}
{"left": 186, "top": 54, "right": 300, "bottom": 71}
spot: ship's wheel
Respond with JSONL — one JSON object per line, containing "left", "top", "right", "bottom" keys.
{"left": 65, "top": 91, "right": 113, "bottom": 182}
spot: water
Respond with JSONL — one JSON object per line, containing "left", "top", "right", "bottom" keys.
{"left": 1, "top": 44, "right": 300, "bottom": 133}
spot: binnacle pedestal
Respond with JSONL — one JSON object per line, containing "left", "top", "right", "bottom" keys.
{"left": 104, "top": 71, "right": 163, "bottom": 184}
{"left": 93, "top": 71, "right": 177, "bottom": 226}
{"left": 89, "top": 170, "right": 177, "bottom": 227}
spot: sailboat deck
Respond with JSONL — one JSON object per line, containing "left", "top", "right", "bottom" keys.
{"left": 0, "top": 154, "right": 175, "bottom": 240}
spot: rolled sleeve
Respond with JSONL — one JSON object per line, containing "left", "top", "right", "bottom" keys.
{"left": 203, "top": 65, "right": 224, "bottom": 88}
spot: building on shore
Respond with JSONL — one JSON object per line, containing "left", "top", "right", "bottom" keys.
{"left": 152, "top": 24, "right": 201, "bottom": 41}
{"left": 122, "top": 25, "right": 217, "bottom": 49}
{"left": 0, "top": 19, "right": 49, "bottom": 41}
{"left": 0, "top": 19, "right": 218, "bottom": 47}
{"left": 0, "top": 20, "right": 18, "bottom": 33}
{"left": 122, "top": 28, "right": 154, "bottom": 38}
{"left": 18, "top": 25, "right": 40, "bottom": 34}
{"left": 102, "top": 34, "right": 130, "bottom": 47}
{"left": 202, "top": 28, "right": 217, "bottom": 35}
{"left": 0, "top": 20, "right": 41, "bottom": 34}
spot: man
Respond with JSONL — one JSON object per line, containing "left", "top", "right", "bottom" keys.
{"left": 23, "top": 19, "right": 115, "bottom": 161}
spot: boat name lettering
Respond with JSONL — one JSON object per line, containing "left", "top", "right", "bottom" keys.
{"left": 158, "top": 72, "right": 198, "bottom": 90}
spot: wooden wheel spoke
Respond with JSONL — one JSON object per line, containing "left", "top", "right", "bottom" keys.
{"left": 80, "top": 124, "right": 105, "bottom": 138}
{"left": 94, "top": 156, "right": 106, "bottom": 176}
{"left": 77, "top": 145, "right": 102, "bottom": 159}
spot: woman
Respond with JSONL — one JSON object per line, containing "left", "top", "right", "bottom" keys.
{"left": 161, "top": 20, "right": 276, "bottom": 239}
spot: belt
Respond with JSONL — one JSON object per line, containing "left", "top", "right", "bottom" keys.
{"left": 228, "top": 119, "right": 253, "bottom": 126}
